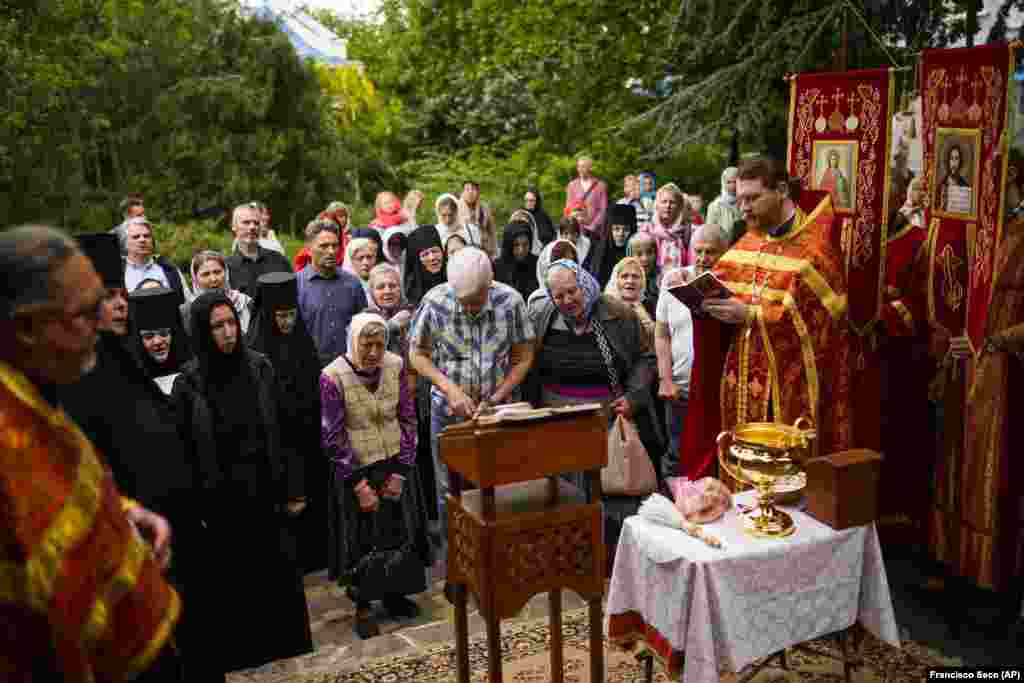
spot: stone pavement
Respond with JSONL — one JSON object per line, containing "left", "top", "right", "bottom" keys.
{"left": 226, "top": 558, "right": 591, "bottom": 683}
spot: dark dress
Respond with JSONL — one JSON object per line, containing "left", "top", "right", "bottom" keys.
{"left": 403, "top": 225, "right": 448, "bottom": 524}
{"left": 588, "top": 203, "right": 638, "bottom": 288}
{"left": 525, "top": 186, "right": 557, "bottom": 247}
{"left": 173, "top": 293, "right": 311, "bottom": 673}
{"left": 247, "top": 296, "right": 325, "bottom": 573}
{"left": 60, "top": 332, "right": 223, "bottom": 682}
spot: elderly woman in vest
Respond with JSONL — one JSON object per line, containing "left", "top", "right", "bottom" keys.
{"left": 321, "top": 312, "right": 430, "bottom": 639}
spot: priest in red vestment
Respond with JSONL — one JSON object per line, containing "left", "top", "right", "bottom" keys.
{"left": 933, "top": 155, "right": 1024, "bottom": 630}
{"left": 0, "top": 225, "right": 181, "bottom": 681}
{"left": 703, "top": 157, "right": 853, "bottom": 456}
{"left": 874, "top": 209, "right": 934, "bottom": 545}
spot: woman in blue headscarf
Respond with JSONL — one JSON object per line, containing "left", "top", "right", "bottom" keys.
{"left": 525, "top": 258, "right": 662, "bottom": 568}
{"left": 637, "top": 172, "right": 657, "bottom": 225}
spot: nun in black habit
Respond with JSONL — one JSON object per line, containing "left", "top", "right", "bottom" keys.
{"left": 172, "top": 291, "right": 312, "bottom": 673}
{"left": 587, "top": 203, "right": 638, "bottom": 288}
{"left": 246, "top": 272, "right": 325, "bottom": 574}
{"left": 60, "top": 236, "right": 224, "bottom": 682}
{"left": 401, "top": 225, "right": 447, "bottom": 528}
{"left": 493, "top": 221, "right": 540, "bottom": 301}
{"left": 524, "top": 186, "right": 556, "bottom": 246}
{"left": 129, "top": 287, "right": 193, "bottom": 394}
{"left": 403, "top": 225, "right": 447, "bottom": 306}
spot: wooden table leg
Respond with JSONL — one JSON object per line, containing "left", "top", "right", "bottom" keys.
{"left": 482, "top": 486, "right": 496, "bottom": 522}
{"left": 486, "top": 614, "right": 502, "bottom": 683}
{"left": 841, "top": 627, "right": 854, "bottom": 683}
{"left": 453, "top": 583, "right": 470, "bottom": 683}
{"left": 549, "top": 590, "right": 564, "bottom": 683}
{"left": 588, "top": 597, "right": 604, "bottom": 683}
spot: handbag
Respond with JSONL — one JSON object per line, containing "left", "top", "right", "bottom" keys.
{"left": 350, "top": 507, "right": 426, "bottom": 603}
{"left": 348, "top": 463, "right": 426, "bottom": 602}
{"left": 592, "top": 318, "right": 657, "bottom": 496}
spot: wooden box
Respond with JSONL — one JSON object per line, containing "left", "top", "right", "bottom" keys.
{"left": 804, "top": 449, "right": 883, "bottom": 530}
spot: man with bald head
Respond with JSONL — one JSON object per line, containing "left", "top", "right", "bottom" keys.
{"left": 226, "top": 202, "right": 292, "bottom": 296}
{"left": 0, "top": 225, "right": 183, "bottom": 680}
{"left": 409, "top": 247, "right": 536, "bottom": 536}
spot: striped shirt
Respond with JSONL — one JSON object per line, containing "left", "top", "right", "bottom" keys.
{"left": 409, "top": 281, "right": 535, "bottom": 414}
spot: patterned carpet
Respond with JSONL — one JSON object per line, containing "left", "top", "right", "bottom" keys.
{"left": 291, "top": 608, "right": 961, "bottom": 683}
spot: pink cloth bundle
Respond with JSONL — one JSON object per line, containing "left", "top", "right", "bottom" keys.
{"left": 666, "top": 476, "right": 732, "bottom": 524}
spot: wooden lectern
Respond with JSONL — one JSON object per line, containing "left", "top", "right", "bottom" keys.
{"left": 441, "top": 407, "right": 608, "bottom": 683}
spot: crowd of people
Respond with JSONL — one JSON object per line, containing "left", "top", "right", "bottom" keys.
{"left": 2, "top": 151, "right": 1021, "bottom": 681}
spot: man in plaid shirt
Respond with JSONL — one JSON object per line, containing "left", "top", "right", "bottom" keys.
{"left": 409, "top": 247, "right": 535, "bottom": 537}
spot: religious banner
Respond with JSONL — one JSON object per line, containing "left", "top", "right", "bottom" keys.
{"left": 787, "top": 68, "right": 894, "bottom": 335}
{"left": 920, "top": 44, "right": 1013, "bottom": 347}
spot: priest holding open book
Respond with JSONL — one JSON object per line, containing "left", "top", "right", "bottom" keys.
{"left": 694, "top": 156, "right": 854, "bottom": 457}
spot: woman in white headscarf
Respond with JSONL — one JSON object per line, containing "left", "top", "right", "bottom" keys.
{"left": 182, "top": 250, "right": 254, "bottom": 336}
{"left": 705, "top": 166, "right": 743, "bottom": 244}
{"left": 321, "top": 312, "right": 431, "bottom": 640}
{"left": 435, "top": 193, "right": 481, "bottom": 248}
{"left": 366, "top": 263, "right": 414, "bottom": 360}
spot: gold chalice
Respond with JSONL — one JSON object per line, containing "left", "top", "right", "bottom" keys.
{"left": 717, "top": 418, "right": 816, "bottom": 538}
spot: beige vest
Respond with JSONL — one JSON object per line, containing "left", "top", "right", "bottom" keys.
{"left": 323, "top": 352, "right": 403, "bottom": 467}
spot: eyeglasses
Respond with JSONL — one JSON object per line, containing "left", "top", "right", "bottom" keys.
{"left": 140, "top": 328, "right": 172, "bottom": 341}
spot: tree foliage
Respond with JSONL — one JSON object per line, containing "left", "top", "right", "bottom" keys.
{"left": 0, "top": 0, "right": 370, "bottom": 232}
{"left": 3, "top": 0, "right": 981, "bottom": 235}
{"left": 630, "top": 0, "right": 975, "bottom": 155}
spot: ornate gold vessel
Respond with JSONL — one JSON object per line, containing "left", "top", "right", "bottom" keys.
{"left": 717, "top": 417, "right": 816, "bottom": 538}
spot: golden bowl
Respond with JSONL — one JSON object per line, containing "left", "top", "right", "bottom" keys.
{"left": 717, "top": 417, "right": 815, "bottom": 538}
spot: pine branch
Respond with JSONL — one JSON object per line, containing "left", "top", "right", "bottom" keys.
{"left": 629, "top": 2, "right": 843, "bottom": 155}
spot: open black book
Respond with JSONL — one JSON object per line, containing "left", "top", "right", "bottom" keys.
{"left": 667, "top": 271, "right": 733, "bottom": 311}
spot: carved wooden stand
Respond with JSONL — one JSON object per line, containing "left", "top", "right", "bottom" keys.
{"left": 440, "top": 409, "right": 607, "bottom": 683}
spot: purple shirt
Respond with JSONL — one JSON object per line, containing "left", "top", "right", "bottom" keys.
{"left": 297, "top": 265, "right": 368, "bottom": 367}
{"left": 319, "top": 361, "right": 417, "bottom": 481}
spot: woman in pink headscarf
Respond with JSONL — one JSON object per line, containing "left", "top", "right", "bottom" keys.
{"left": 643, "top": 183, "right": 692, "bottom": 270}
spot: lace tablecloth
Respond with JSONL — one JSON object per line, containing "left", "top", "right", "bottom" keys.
{"left": 605, "top": 492, "right": 900, "bottom": 683}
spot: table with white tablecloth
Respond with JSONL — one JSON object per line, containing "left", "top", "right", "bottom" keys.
{"left": 605, "top": 492, "right": 901, "bottom": 683}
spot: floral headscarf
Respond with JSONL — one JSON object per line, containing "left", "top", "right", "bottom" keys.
{"left": 545, "top": 259, "right": 601, "bottom": 322}
{"left": 604, "top": 256, "right": 647, "bottom": 302}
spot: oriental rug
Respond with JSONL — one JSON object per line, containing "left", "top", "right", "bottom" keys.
{"left": 295, "top": 609, "right": 960, "bottom": 683}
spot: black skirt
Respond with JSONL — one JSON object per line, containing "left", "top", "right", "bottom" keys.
{"left": 327, "top": 456, "right": 432, "bottom": 602}
{"left": 415, "top": 375, "right": 438, "bottom": 521}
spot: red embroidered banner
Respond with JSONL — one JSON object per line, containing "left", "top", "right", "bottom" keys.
{"left": 921, "top": 44, "right": 1013, "bottom": 347}
{"left": 787, "top": 68, "right": 894, "bottom": 335}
